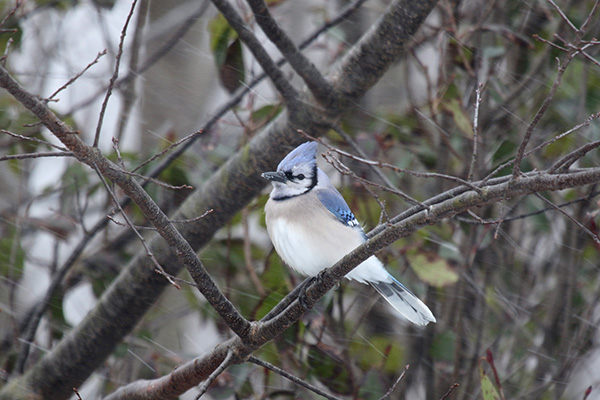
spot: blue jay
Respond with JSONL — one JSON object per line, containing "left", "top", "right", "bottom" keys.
{"left": 262, "top": 141, "right": 435, "bottom": 326}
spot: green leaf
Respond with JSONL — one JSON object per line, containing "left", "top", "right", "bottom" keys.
{"left": 208, "top": 14, "right": 245, "bottom": 93}
{"left": 408, "top": 251, "right": 459, "bottom": 287}
{"left": 251, "top": 103, "right": 283, "bottom": 125}
{"left": 218, "top": 38, "right": 245, "bottom": 94}
{"left": 479, "top": 364, "right": 502, "bottom": 400}
{"left": 208, "top": 14, "right": 238, "bottom": 69}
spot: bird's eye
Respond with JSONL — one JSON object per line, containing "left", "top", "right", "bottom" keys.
{"left": 296, "top": 174, "right": 305, "bottom": 180}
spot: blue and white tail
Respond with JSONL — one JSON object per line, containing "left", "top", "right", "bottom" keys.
{"left": 369, "top": 277, "right": 436, "bottom": 326}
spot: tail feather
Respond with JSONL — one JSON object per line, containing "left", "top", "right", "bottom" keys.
{"left": 369, "top": 278, "right": 436, "bottom": 326}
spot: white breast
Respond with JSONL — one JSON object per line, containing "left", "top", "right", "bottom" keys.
{"left": 264, "top": 192, "right": 391, "bottom": 284}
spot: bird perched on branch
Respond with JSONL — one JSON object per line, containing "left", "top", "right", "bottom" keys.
{"left": 262, "top": 141, "right": 435, "bottom": 326}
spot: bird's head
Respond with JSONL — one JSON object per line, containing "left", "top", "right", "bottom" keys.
{"left": 262, "top": 141, "right": 319, "bottom": 200}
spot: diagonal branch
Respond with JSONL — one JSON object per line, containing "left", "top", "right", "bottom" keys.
{"left": 195, "top": 348, "right": 235, "bottom": 399}
{"left": 93, "top": 0, "right": 138, "bottom": 148}
{"left": 511, "top": 53, "right": 574, "bottom": 179}
{"left": 245, "top": 0, "right": 334, "bottom": 106}
{"left": 534, "top": 192, "right": 600, "bottom": 245}
{"left": 248, "top": 356, "right": 342, "bottom": 400}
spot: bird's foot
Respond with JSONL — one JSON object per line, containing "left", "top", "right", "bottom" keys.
{"left": 298, "top": 276, "right": 318, "bottom": 310}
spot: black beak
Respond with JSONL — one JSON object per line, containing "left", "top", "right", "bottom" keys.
{"left": 261, "top": 171, "right": 287, "bottom": 183}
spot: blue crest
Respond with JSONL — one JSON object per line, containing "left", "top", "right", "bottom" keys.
{"left": 277, "top": 141, "right": 318, "bottom": 172}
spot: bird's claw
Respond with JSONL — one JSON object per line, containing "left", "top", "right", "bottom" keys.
{"left": 298, "top": 276, "right": 318, "bottom": 310}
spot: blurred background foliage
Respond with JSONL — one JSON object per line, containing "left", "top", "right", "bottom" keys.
{"left": 1, "top": 0, "right": 600, "bottom": 399}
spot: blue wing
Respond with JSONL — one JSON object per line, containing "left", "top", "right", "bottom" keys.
{"left": 316, "top": 187, "right": 361, "bottom": 229}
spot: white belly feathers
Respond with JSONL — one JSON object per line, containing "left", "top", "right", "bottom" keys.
{"left": 265, "top": 192, "right": 390, "bottom": 283}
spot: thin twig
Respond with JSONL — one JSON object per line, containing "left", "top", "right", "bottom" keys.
{"left": 0, "top": 129, "right": 70, "bottom": 151}
{"left": 107, "top": 215, "right": 156, "bottom": 230}
{"left": 579, "top": 50, "right": 600, "bottom": 67}
{"left": 512, "top": 53, "right": 574, "bottom": 179}
{"left": 47, "top": 50, "right": 107, "bottom": 101}
{"left": 534, "top": 192, "right": 600, "bottom": 245}
{"left": 331, "top": 125, "right": 408, "bottom": 199}
{"left": 248, "top": 356, "right": 342, "bottom": 400}
{"left": 580, "top": 0, "right": 600, "bottom": 34}
{"left": 552, "top": 34, "right": 600, "bottom": 67}
{"left": 0, "top": 0, "right": 22, "bottom": 28}
{"left": 114, "top": 0, "right": 147, "bottom": 143}
{"left": 533, "top": 34, "right": 569, "bottom": 51}
{"left": 484, "top": 113, "right": 599, "bottom": 181}
{"left": 112, "top": 137, "right": 126, "bottom": 169}
{"left": 171, "top": 209, "right": 214, "bottom": 223}
{"left": 323, "top": 152, "right": 430, "bottom": 210}
{"left": 455, "top": 190, "right": 600, "bottom": 225}
{"left": 93, "top": 0, "right": 138, "bottom": 148}
{"left": 468, "top": 83, "right": 483, "bottom": 181}
{"left": 92, "top": 161, "right": 181, "bottom": 289}
{"left": 546, "top": 0, "right": 578, "bottom": 32}
{"left": 0, "top": 151, "right": 74, "bottom": 161}
{"left": 121, "top": 169, "right": 194, "bottom": 190}
{"left": 1, "top": 37, "right": 14, "bottom": 66}
{"left": 440, "top": 383, "right": 460, "bottom": 400}
{"left": 195, "top": 349, "right": 235, "bottom": 400}
{"left": 108, "top": 209, "right": 213, "bottom": 230}
{"left": 131, "top": 129, "right": 203, "bottom": 173}
{"left": 466, "top": 210, "right": 486, "bottom": 224}
{"left": 378, "top": 364, "right": 410, "bottom": 400}
{"left": 548, "top": 139, "right": 600, "bottom": 173}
